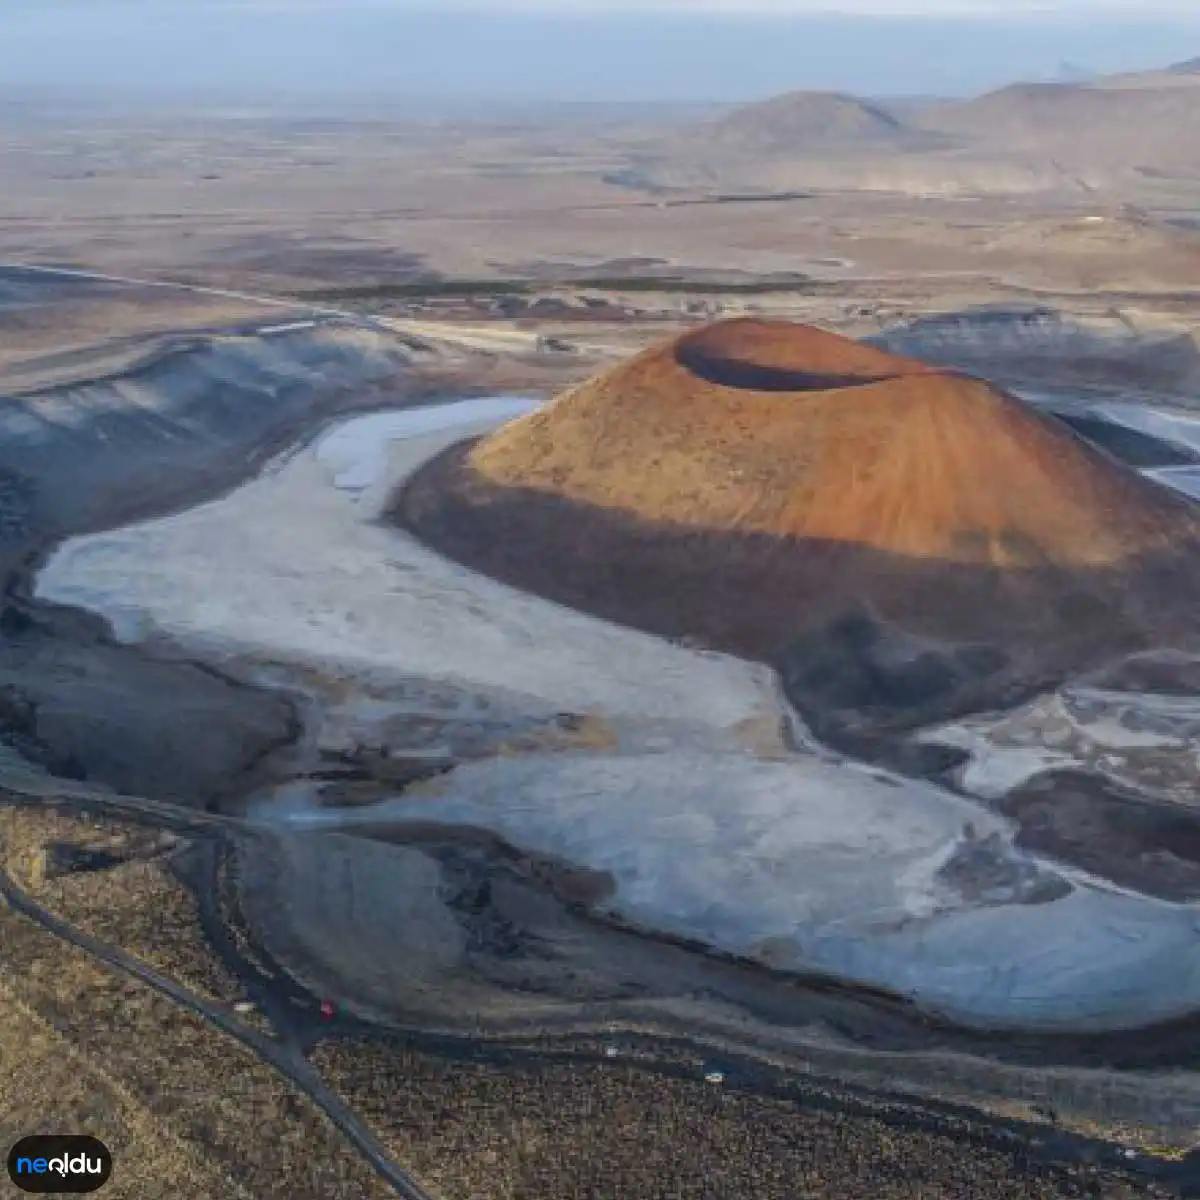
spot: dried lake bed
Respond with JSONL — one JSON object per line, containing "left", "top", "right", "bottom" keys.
{"left": 33, "top": 396, "right": 1200, "bottom": 1036}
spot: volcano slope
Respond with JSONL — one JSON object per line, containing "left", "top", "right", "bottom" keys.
{"left": 395, "top": 319, "right": 1200, "bottom": 749}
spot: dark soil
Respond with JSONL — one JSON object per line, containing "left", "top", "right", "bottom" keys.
{"left": 1000, "top": 770, "right": 1200, "bottom": 902}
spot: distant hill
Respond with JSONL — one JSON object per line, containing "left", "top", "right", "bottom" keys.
{"left": 611, "top": 59, "right": 1200, "bottom": 199}
{"left": 920, "top": 80, "right": 1156, "bottom": 135}
{"left": 687, "top": 91, "right": 914, "bottom": 155}
{"left": 615, "top": 90, "right": 972, "bottom": 196}
{"left": 914, "top": 78, "right": 1200, "bottom": 172}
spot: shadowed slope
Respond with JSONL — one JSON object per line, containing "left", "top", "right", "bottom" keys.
{"left": 395, "top": 319, "right": 1200, "bottom": 737}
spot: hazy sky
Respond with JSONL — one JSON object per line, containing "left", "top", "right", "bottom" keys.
{"left": 4, "top": 0, "right": 1200, "bottom": 103}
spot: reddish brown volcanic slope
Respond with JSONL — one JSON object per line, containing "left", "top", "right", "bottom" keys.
{"left": 396, "top": 319, "right": 1200, "bottom": 736}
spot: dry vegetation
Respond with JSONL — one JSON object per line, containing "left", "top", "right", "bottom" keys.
{"left": 312, "top": 1037, "right": 1171, "bottom": 1200}
{"left": 0, "top": 802, "right": 393, "bottom": 1199}
{"left": 0, "top": 804, "right": 245, "bottom": 1006}
{"left": 0, "top": 979, "right": 250, "bottom": 1200}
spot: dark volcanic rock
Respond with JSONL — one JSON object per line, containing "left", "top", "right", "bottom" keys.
{"left": 1000, "top": 769, "right": 1200, "bottom": 902}
{"left": 0, "top": 628, "right": 296, "bottom": 807}
{"left": 1086, "top": 650, "right": 1200, "bottom": 696}
{"left": 778, "top": 607, "right": 1013, "bottom": 740}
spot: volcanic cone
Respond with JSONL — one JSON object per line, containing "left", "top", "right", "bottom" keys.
{"left": 396, "top": 319, "right": 1200, "bottom": 735}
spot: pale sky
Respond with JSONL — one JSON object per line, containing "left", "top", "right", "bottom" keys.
{"left": 29, "top": 0, "right": 1197, "bottom": 10}
{"left": 4, "top": 0, "right": 1199, "bottom": 103}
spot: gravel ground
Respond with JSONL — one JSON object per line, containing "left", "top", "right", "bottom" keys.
{"left": 315, "top": 1039, "right": 1178, "bottom": 1199}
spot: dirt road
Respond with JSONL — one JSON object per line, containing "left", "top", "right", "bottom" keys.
{"left": 0, "top": 842, "right": 436, "bottom": 1200}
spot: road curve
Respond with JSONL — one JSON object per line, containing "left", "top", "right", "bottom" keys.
{"left": 0, "top": 261, "right": 547, "bottom": 351}
{"left": 0, "top": 261, "right": 600, "bottom": 357}
{"left": 0, "top": 851, "right": 436, "bottom": 1200}
{"left": 0, "top": 261, "right": 341, "bottom": 317}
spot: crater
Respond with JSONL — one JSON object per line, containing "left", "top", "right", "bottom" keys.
{"left": 673, "top": 318, "right": 933, "bottom": 392}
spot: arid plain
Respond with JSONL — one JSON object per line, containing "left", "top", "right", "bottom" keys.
{"left": 3, "top": 64, "right": 1200, "bottom": 1198}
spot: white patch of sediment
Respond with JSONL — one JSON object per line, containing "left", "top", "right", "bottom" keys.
{"left": 314, "top": 397, "right": 537, "bottom": 493}
{"left": 1144, "top": 466, "right": 1200, "bottom": 501}
{"left": 923, "top": 685, "right": 1200, "bottom": 806}
{"left": 1100, "top": 402, "right": 1200, "bottom": 456}
{"left": 918, "top": 723, "right": 1076, "bottom": 800}
{"left": 35, "top": 402, "right": 781, "bottom": 730}
{"left": 265, "top": 749, "right": 1200, "bottom": 1033}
